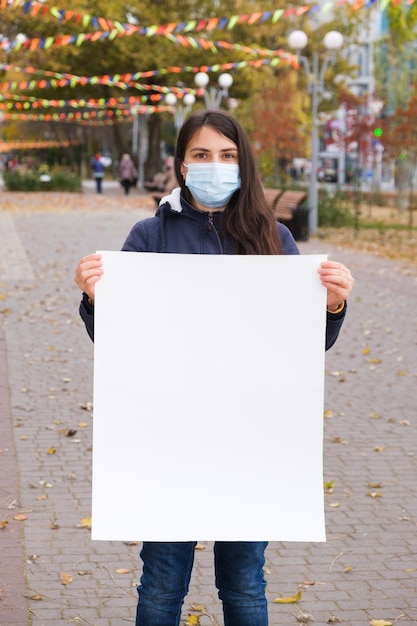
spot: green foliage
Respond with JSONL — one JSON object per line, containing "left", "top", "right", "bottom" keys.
{"left": 3, "top": 169, "right": 81, "bottom": 192}
{"left": 257, "top": 149, "right": 275, "bottom": 182}
{"left": 373, "top": 0, "right": 417, "bottom": 114}
{"left": 318, "top": 188, "right": 353, "bottom": 227}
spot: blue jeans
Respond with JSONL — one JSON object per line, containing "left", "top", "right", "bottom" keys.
{"left": 94, "top": 175, "right": 103, "bottom": 194}
{"left": 136, "top": 541, "right": 268, "bottom": 626}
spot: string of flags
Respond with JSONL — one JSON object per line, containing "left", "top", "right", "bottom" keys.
{"left": 0, "top": 106, "right": 168, "bottom": 125}
{"left": 0, "top": 0, "right": 383, "bottom": 53}
{"left": 0, "top": 58, "right": 285, "bottom": 97}
{"left": 0, "top": 30, "right": 298, "bottom": 60}
{"left": 1, "top": 0, "right": 384, "bottom": 35}
{"left": 0, "top": 138, "right": 81, "bottom": 151}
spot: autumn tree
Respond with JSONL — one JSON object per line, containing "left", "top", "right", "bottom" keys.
{"left": 379, "top": 86, "right": 417, "bottom": 221}
{"left": 250, "top": 73, "right": 306, "bottom": 184}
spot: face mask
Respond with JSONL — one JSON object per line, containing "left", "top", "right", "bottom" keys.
{"left": 184, "top": 162, "right": 241, "bottom": 209}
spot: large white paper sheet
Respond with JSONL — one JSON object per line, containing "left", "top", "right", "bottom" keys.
{"left": 92, "top": 251, "right": 328, "bottom": 542}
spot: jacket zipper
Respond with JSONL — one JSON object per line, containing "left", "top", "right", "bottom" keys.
{"left": 206, "top": 212, "right": 214, "bottom": 232}
{"left": 206, "top": 212, "right": 224, "bottom": 253}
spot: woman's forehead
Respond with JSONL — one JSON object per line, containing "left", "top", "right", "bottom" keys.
{"left": 187, "top": 126, "right": 237, "bottom": 150}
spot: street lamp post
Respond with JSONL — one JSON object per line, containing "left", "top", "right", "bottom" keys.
{"left": 288, "top": 30, "right": 344, "bottom": 234}
{"left": 130, "top": 105, "right": 149, "bottom": 189}
{"left": 194, "top": 72, "right": 233, "bottom": 109}
{"left": 131, "top": 106, "right": 140, "bottom": 159}
{"left": 165, "top": 92, "right": 196, "bottom": 134}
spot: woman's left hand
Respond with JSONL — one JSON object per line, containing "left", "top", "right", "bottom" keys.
{"left": 318, "top": 261, "right": 354, "bottom": 312}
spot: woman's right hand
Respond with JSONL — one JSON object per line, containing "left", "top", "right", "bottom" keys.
{"left": 74, "top": 253, "right": 103, "bottom": 302}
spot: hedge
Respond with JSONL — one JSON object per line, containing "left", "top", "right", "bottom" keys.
{"left": 3, "top": 170, "right": 82, "bottom": 192}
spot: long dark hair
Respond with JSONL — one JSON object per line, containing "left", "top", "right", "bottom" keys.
{"left": 174, "top": 110, "right": 283, "bottom": 255}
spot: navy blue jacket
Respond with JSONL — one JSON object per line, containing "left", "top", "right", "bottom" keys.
{"left": 80, "top": 188, "right": 346, "bottom": 348}
{"left": 91, "top": 159, "right": 104, "bottom": 174}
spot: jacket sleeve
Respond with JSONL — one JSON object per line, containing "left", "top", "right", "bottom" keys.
{"left": 325, "top": 301, "right": 346, "bottom": 350}
{"left": 79, "top": 292, "right": 95, "bottom": 342}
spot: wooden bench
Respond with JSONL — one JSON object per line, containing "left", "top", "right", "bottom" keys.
{"left": 263, "top": 188, "right": 283, "bottom": 212}
{"left": 263, "top": 189, "right": 309, "bottom": 241}
{"left": 274, "top": 190, "right": 306, "bottom": 219}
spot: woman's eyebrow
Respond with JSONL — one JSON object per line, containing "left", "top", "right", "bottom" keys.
{"left": 189, "top": 147, "right": 237, "bottom": 153}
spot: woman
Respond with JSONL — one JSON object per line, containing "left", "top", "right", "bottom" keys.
{"left": 118, "top": 153, "right": 137, "bottom": 195}
{"left": 75, "top": 110, "right": 354, "bottom": 625}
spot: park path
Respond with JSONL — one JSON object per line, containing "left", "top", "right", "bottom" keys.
{"left": 0, "top": 186, "right": 416, "bottom": 625}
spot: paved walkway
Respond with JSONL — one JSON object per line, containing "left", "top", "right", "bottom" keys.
{"left": 0, "top": 184, "right": 416, "bottom": 625}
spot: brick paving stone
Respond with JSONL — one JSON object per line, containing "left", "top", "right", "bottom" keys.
{"left": 0, "top": 323, "right": 29, "bottom": 625}
{"left": 0, "top": 188, "right": 416, "bottom": 625}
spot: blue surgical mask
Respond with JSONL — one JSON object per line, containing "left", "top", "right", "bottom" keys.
{"left": 184, "top": 162, "right": 241, "bottom": 209}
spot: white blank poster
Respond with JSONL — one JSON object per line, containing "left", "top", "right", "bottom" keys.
{"left": 92, "top": 251, "right": 328, "bottom": 542}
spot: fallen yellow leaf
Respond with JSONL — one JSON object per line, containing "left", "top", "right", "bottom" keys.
{"left": 331, "top": 436, "right": 348, "bottom": 444}
{"left": 369, "top": 412, "right": 382, "bottom": 419}
{"left": 369, "top": 620, "right": 392, "bottom": 626}
{"left": 77, "top": 516, "right": 92, "bottom": 529}
{"left": 362, "top": 346, "right": 370, "bottom": 355}
{"left": 324, "top": 409, "right": 333, "bottom": 418}
{"left": 47, "top": 446, "right": 56, "bottom": 455}
{"left": 60, "top": 573, "right": 72, "bottom": 586}
{"left": 185, "top": 616, "right": 200, "bottom": 626}
{"left": 115, "top": 568, "right": 130, "bottom": 574}
{"left": 13, "top": 514, "right": 28, "bottom": 521}
{"left": 273, "top": 589, "right": 302, "bottom": 604}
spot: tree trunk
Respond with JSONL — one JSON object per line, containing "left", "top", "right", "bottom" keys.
{"left": 145, "top": 114, "right": 163, "bottom": 182}
{"left": 112, "top": 124, "right": 128, "bottom": 161}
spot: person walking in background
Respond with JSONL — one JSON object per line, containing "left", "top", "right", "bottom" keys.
{"left": 118, "top": 153, "right": 137, "bottom": 195}
{"left": 75, "top": 110, "right": 354, "bottom": 626}
{"left": 91, "top": 154, "right": 104, "bottom": 194}
{"left": 161, "top": 156, "right": 177, "bottom": 195}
